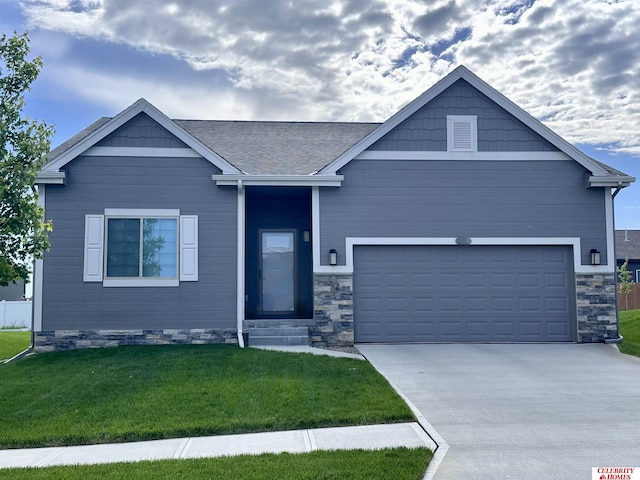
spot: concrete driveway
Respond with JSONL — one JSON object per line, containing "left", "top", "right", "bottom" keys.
{"left": 358, "top": 344, "right": 640, "bottom": 480}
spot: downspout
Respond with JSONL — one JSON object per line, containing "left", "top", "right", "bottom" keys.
{"left": 236, "top": 179, "right": 245, "bottom": 348}
{"left": 612, "top": 186, "right": 622, "bottom": 199}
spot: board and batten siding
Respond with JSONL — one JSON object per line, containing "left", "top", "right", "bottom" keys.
{"left": 319, "top": 159, "right": 607, "bottom": 266}
{"left": 369, "top": 79, "right": 557, "bottom": 152}
{"left": 42, "top": 155, "right": 237, "bottom": 331}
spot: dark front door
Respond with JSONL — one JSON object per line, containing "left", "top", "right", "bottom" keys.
{"left": 245, "top": 187, "right": 313, "bottom": 319}
{"left": 260, "top": 230, "right": 296, "bottom": 314}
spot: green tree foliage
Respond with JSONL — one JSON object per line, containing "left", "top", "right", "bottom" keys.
{"left": 0, "top": 32, "right": 54, "bottom": 286}
{"left": 617, "top": 258, "right": 634, "bottom": 311}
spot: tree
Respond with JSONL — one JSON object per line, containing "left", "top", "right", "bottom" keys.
{"left": 617, "top": 258, "right": 634, "bottom": 311}
{"left": 0, "top": 32, "right": 54, "bottom": 286}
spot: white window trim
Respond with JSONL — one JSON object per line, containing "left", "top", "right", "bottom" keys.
{"left": 447, "top": 115, "right": 477, "bottom": 152}
{"left": 84, "top": 209, "right": 198, "bottom": 287}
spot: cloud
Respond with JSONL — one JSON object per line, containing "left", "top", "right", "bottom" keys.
{"left": 15, "top": 0, "right": 640, "bottom": 155}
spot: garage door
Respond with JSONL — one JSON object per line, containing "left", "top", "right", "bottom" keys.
{"left": 354, "top": 245, "right": 574, "bottom": 343}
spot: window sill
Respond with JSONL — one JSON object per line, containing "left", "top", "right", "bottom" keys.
{"left": 103, "top": 278, "right": 179, "bottom": 287}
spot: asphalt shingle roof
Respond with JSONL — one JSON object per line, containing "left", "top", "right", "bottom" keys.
{"left": 615, "top": 230, "right": 640, "bottom": 259}
{"left": 174, "top": 120, "right": 379, "bottom": 175}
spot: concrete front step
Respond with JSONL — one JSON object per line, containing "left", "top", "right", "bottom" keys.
{"left": 249, "top": 335, "right": 310, "bottom": 346}
{"left": 245, "top": 319, "right": 315, "bottom": 327}
{"left": 247, "top": 319, "right": 312, "bottom": 347}
{"left": 250, "top": 326, "right": 309, "bottom": 337}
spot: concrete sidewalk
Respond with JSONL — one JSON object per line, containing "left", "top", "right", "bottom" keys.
{"left": 0, "top": 423, "right": 436, "bottom": 469}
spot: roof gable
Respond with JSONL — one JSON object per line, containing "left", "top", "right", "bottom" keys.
{"left": 41, "top": 99, "right": 240, "bottom": 175}
{"left": 369, "top": 79, "right": 557, "bottom": 153}
{"left": 319, "top": 66, "right": 633, "bottom": 186}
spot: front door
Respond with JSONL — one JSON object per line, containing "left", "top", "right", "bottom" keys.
{"left": 259, "top": 230, "right": 296, "bottom": 314}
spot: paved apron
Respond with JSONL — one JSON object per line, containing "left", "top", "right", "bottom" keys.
{"left": 358, "top": 343, "right": 640, "bottom": 480}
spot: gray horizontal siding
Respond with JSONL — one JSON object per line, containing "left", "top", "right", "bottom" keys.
{"left": 0, "top": 281, "right": 25, "bottom": 301}
{"left": 97, "top": 113, "right": 188, "bottom": 148}
{"left": 42, "top": 155, "right": 237, "bottom": 331}
{"left": 369, "top": 79, "right": 557, "bottom": 152}
{"left": 320, "top": 159, "right": 606, "bottom": 266}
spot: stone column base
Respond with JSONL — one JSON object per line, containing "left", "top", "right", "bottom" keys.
{"left": 575, "top": 273, "right": 618, "bottom": 343}
{"left": 311, "top": 273, "right": 354, "bottom": 347}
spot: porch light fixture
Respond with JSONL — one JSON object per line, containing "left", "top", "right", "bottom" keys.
{"left": 303, "top": 230, "right": 310, "bottom": 243}
{"left": 329, "top": 249, "right": 338, "bottom": 266}
{"left": 590, "top": 249, "right": 601, "bottom": 265}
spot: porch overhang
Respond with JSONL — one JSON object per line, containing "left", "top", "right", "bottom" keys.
{"left": 212, "top": 174, "right": 344, "bottom": 187}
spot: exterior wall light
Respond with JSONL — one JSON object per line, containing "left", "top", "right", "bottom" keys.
{"left": 329, "top": 249, "right": 338, "bottom": 266}
{"left": 590, "top": 249, "right": 601, "bottom": 265}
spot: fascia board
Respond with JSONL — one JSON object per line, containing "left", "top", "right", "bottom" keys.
{"left": 319, "top": 67, "right": 467, "bottom": 174}
{"left": 213, "top": 174, "right": 344, "bottom": 187}
{"left": 42, "top": 98, "right": 241, "bottom": 175}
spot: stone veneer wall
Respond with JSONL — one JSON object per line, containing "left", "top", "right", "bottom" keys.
{"left": 575, "top": 273, "right": 619, "bottom": 343}
{"left": 311, "top": 274, "right": 354, "bottom": 347}
{"left": 35, "top": 329, "right": 238, "bottom": 352}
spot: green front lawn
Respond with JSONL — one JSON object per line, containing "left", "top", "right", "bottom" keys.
{"left": 0, "top": 447, "right": 432, "bottom": 480}
{"left": 0, "top": 344, "right": 414, "bottom": 449}
{"left": 0, "top": 331, "right": 30, "bottom": 361}
{"left": 619, "top": 309, "right": 640, "bottom": 357}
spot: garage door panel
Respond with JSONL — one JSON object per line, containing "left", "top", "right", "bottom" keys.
{"left": 354, "top": 245, "right": 574, "bottom": 343}
{"left": 545, "top": 273, "right": 567, "bottom": 287}
{"left": 518, "top": 273, "right": 541, "bottom": 287}
{"left": 492, "top": 297, "right": 515, "bottom": 312}
{"left": 546, "top": 297, "right": 569, "bottom": 312}
{"left": 464, "top": 273, "right": 488, "bottom": 287}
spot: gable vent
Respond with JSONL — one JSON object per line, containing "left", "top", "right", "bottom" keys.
{"left": 447, "top": 115, "right": 477, "bottom": 152}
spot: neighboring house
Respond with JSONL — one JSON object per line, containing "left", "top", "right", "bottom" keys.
{"left": 33, "top": 66, "right": 634, "bottom": 351}
{"left": 0, "top": 280, "right": 25, "bottom": 301}
{"left": 615, "top": 230, "right": 640, "bottom": 281}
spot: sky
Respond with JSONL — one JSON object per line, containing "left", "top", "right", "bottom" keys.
{"left": 2, "top": 0, "right": 639, "bottom": 228}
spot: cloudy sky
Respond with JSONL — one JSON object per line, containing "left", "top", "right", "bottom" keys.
{"left": 2, "top": 0, "right": 640, "bottom": 227}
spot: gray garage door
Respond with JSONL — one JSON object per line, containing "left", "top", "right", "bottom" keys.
{"left": 354, "top": 245, "right": 575, "bottom": 343}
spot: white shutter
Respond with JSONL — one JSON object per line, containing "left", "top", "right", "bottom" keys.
{"left": 180, "top": 215, "right": 198, "bottom": 281}
{"left": 83, "top": 214, "right": 104, "bottom": 282}
{"left": 447, "top": 115, "right": 477, "bottom": 152}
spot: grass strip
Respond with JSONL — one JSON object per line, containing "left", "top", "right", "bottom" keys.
{"left": 0, "top": 344, "right": 414, "bottom": 448}
{"left": 619, "top": 309, "right": 640, "bottom": 357}
{"left": 0, "top": 331, "right": 30, "bottom": 360}
{"left": 0, "top": 447, "right": 432, "bottom": 480}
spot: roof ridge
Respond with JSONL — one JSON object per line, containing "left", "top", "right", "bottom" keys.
{"left": 174, "top": 119, "right": 382, "bottom": 125}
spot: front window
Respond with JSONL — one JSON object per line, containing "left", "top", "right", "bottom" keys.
{"left": 106, "top": 217, "right": 177, "bottom": 279}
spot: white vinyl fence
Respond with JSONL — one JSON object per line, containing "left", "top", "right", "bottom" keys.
{"left": 0, "top": 301, "right": 31, "bottom": 329}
